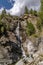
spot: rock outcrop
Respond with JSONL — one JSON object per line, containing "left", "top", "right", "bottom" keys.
{"left": 0, "top": 14, "right": 43, "bottom": 65}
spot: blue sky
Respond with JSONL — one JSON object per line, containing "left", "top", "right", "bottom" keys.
{"left": 0, "top": 0, "right": 40, "bottom": 16}
{"left": 0, "top": 0, "right": 15, "bottom": 9}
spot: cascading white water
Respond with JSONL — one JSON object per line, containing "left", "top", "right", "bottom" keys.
{"left": 15, "top": 22, "right": 35, "bottom": 65}
{"left": 15, "top": 22, "right": 26, "bottom": 57}
{"left": 15, "top": 22, "right": 34, "bottom": 58}
{"left": 15, "top": 22, "right": 20, "bottom": 37}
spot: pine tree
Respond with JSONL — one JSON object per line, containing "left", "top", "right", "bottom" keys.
{"left": 1, "top": 9, "right": 6, "bottom": 19}
{"left": 24, "top": 6, "right": 29, "bottom": 14}
{"left": 41, "top": 0, "right": 43, "bottom": 11}
{"left": 30, "top": 9, "right": 33, "bottom": 14}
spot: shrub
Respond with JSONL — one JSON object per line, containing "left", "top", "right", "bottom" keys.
{"left": 39, "top": 11, "right": 43, "bottom": 26}
{"left": 0, "top": 21, "right": 10, "bottom": 34}
{"left": 26, "top": 21, "right": 35, "bottom": 36}
{"left": 33, "top": 10, "right": 38, "bottom": 16}
{"left": 1, "top": 26, "right": 4, "bottom": 33}
{"left": 36, "top": 19, "right": 42, "bottom": 31}
{"left": 39, "top": 11, "right": 43, "bottom": 19}
{"left": 0, "top": 21, "right": 4, "bottom": 34}
{"left": 6, "top": 23, "right": 10, "bottom": 30}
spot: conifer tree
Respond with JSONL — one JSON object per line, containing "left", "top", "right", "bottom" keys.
{"left": 24, "top": 6, "right": 29, "bottom": 14}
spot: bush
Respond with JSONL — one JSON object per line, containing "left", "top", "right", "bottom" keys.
{"left": 0, "top": 22, "right": 4, "bottom": 34}
{"left": 39, "top": 11, "right": 43, "bottom": 19}
{"left": 0, "top": 21, "right": 10, "bottom": 34}
{"left": 26, "top": 21, "right": 35, "bottom": 36}
{"left": 33, "top": 10, "right": 38, "bottom": 16}
{"left": 6, "top": 23, "right": 10, "bottom": 30}
{"left": 39, "top": 11, "right": 43, "bottom": 25}
{"left": 1, "top": 26, "right": 4, "bottom": 33}
{"left": 36, "top": 19, "right": 42, "bottom": 31}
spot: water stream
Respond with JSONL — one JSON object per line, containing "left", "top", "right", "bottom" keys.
{"left": 15, "top": 22, "right": 34, "bottom": 58}
{"left": 15, "top": 22, "right": 26, "bottom": 57}
{"left": 15, "top": 22, "right": 21, "bottom": 47}
{"left": 15, "top": 22, "right": 36, "bottom": 65}
{"left": 15, "top": 22, "right": 19, "bottom": 38}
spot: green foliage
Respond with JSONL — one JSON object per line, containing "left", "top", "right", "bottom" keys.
{"left": 40, "top": 0, "right": 43, "bottom": 10}
{"left": 26, "top": 21, "right": 35, "bottom": 36}
{"left": 0, "top": 21, "right": 4, "bottom": 34}
{"left": 36, "top": 19, "right": 42, "bottom": 31}
{"left": 1, "top": 26, "right": 4, "bottom": 33}
{"left": 38, "top": 0, "right": 43, "bottom": 27}
{"left": 30, "top": 9, "right": 37, "bottom": 16}
{"left": 0, "top": 21, "right": 10, "bottom": 34}
{"left": 33, "top": 34, "right": 39, "bottom": 38}
{"left": 39, "top": 11, "right": 43, "bottom": 19}
{"left": 2, "top": 9, "right": 6, "bottom": 14}
{"left": 24, "top": 6, "right": 29, "bottom": 14}
{"left": 36, "top": 0, "right": 43, "bottom": 29}
{"left": 6, "top": 23, "right": 10, "bottom": 30}
{"left": 30, "top": 9, "right": 33, "bottom": 14}
{"left": 33, "top": 10, "right": 38, "bottom": 16}
{"left": 38, "top": 11, "right": 43, "bottom": 28}
{"left": 1, "top": 9, "right": 6, "bottom": 19}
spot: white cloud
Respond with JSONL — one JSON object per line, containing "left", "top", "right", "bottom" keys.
{"left": 0, "top": 8, "right": 4, "bottom": 14}
{"left": 0, "top": 0, "right": 41, "bottom": 16}
{"left": 9, "top": 0, "right": 40, "bottom": 16}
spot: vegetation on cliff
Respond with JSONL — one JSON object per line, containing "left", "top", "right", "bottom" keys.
{"left": 0, "top": 1, "right": 43, "bottom": 65}
{"left": 26, "top": 21, "right": 35, "bottom": 36}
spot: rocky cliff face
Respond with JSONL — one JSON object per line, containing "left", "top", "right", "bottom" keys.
{"left": 0, "top": 14, "right": 43, "bottom": 65}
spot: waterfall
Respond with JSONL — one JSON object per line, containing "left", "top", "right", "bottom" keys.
{"left": 15, "top": 22, "right": 34, "bottom": 58}
{"left": 15, "top": 22, "right": 19, "bottom": 38}
{"left": 15, "top": 22, "right": 21, "bottom": 47}
{"left": 15, "top": 22, "right": 26, "bottom": 57}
